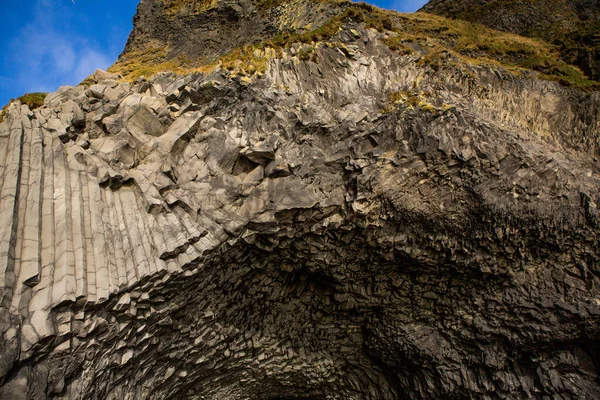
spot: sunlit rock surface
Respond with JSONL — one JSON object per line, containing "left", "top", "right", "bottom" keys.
{"left": 0, "top": 2, "right": 600, "bottom": 400}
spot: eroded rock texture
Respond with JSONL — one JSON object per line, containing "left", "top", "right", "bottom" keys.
{"left": 1, "top": 6, "right": 600, "bottom": 400}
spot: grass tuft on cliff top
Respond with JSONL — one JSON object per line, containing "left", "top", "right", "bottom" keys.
{"left": 108, "top": 44, "right": 272, "bottom": 82}
{"left": 421, "top": 0, "right": 600, "bottom": 81}
{"left": 161, "top": 0, "right": 218, "bottom": 15}
{"left": 161, "top": 0, "right": 341, "bottom": 15}
{"left": 109, "top": 1, "right": 599, "bottom": 90}
{"left": 392, "top": 12, "right": 598, "bottom": 89}
{"left": 0, "top": 93, "right": 47, "bottom": 124}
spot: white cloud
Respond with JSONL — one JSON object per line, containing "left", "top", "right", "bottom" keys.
{"left": 7, "top": 0, "right": 114, "bottom": 95}
{"left": 74, "top": 50, "right": 112, "bottom": 82}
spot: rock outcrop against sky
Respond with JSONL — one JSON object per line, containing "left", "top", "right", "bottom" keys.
{"left": 0, "top": 0, "right": 599, "bottom": 399}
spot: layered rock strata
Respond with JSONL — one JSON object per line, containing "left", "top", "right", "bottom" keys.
{"left": 0, "top": 2, "right": 600, "bottom": 400}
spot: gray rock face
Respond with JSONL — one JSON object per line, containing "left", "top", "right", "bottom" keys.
{"left": 1, "top": 19, "right": 600, "bottom": 400}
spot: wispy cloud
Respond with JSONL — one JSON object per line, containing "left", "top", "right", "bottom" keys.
{"left": 392, "top": 0, "right": 428, "bottom": 12}
{"left": 7, "top": 0, "right": 112, "bottom": 95}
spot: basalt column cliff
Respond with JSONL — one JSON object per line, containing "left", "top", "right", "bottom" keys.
{"left": 0, "top": 0, "right": 600, "bottom": 399}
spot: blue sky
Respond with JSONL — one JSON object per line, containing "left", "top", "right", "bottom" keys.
{"left": 0, "top": 0, "right": 427, "bottom": 106}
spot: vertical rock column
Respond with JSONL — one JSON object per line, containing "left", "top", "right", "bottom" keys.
{"left": 10, "top": 115, "right": 44, "bottom": 317}
{"left": 19, "top": 119, "right": 44, "bottom": 289}
{"left": 0, "top": 107, "right": 25, "bottom": 295}
{"left": 50, "top": 139, "right": 77, "bottom": 306}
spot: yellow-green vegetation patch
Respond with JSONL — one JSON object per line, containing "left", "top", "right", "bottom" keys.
{"left": 109, "top": 1, "right": 598, "bottom": 90}
{"left": 386, "top": 89, "right": 450, "bottom": 114}
{"left": 216, "top": 45, "right": 271, "bottom": 76}
{"left": 79, "top": 75, "right": 96, "bottom": 87}
{"left": 393, "top": 12, "right": 598, "bottom": 89}
{"left": 382, "top": 35, "right": 413, "bottom": 55}
{"left": 256, "top": 0, "right": 284, "bottom": 10}
{"left": 422, "top": 0, "right": 600, "bottom": 81}
{"left": 0, "top": 92, "right": 47, "bottom": 124}
{"left": 316, "top": 3, "right": 598, "bottom": 89}
{"left": 266, "top": 3, "right": 597, "bottom": 88}
{"left": 19, "top": 93, "right": 47, "bottom": 109}
{"left": 162, "top": 0, "right": 304, "bottom": 16}
{"left": 297, "top": 45, "right": 318, "bottom": 62}
{"left": 109, "top": 47, "right": 197, "bottom": 81}
{"left": 109, "top": 43, "right": 273, "bottom": 82}
{"left": 161, "top": 0, "right": 218, "bottom": 15}
{"left": 266, "top": 5, "right": 369, "bottom": 47}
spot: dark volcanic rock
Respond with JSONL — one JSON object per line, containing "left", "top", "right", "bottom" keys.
{"left": 420, "top": 0, "right": 600, "bottom": 80}
{"left": 121, "top": 0, "right": 343, "bottom": 61}
{"left": 0, "top": 1, "right": 600, "bottom": 399}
